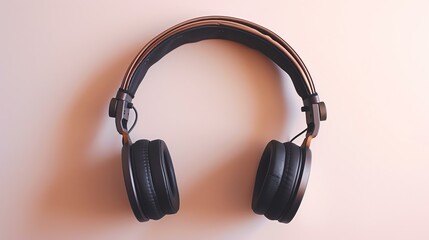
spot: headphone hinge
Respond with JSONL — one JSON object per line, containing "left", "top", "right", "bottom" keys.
{"left": 302, "top": 94, "right": 327, "bottom": 138}
{"left": 109, "top": 91, "right": 133, "bottom": 135}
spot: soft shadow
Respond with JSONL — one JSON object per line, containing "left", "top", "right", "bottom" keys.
{"left": 35, "top": 38, "right": 290, "bottom": 237}
{"left": 143, "top": 40, "right": 289, "bottom": 238}
{"left": 145, "top": 143, "right": 268, "bottom": 239}
{"left": 35, "top": 44, "right": 144, "bottom": 232}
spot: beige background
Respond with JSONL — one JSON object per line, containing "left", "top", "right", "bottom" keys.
{"left": 1, "top": 0, "right": 428, "bottom": 239}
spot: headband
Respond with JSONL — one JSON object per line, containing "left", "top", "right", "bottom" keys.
{"left": 110, "top": 16, "right": 326, "bottom": 140}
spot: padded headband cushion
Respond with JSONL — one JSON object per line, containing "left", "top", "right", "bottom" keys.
{"left": 126, "top": 24, "right": 313, "bottom": 99}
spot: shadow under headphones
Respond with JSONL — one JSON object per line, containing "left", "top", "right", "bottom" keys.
{"left": 109, "top": 16, "right": 327, "bottom": 223}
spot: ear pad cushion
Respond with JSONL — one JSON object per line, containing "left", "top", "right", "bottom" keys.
{"left": 252, "top": 140, "right": 286, "bottom": 214}
{"left": 264, "top": 142, "right": 302, "bottom": 220}
{"left": 148, "top": 140, "right": 180, "bottom": 214}
{"left": 130, "top": 140, "right": 164, "bottom": 220}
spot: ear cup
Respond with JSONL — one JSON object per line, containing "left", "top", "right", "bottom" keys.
{"left": 278, "top": 147, "right": 311, "bottom": 223}
{"left": 264, "top": 142, "right": 302, "bottom": 221}
{"left": 148, "top": 140, "right": 179, "bottom": 214}
{"left": 130, "top": 140, "right": 164, "bottom": 220}
{"left": 121, "top": 143, "right": 148, "bottom": 222}
{"left": 252, "top": 140, "right": 286, "bottom": 214}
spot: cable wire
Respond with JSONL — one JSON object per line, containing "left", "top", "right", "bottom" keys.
{"left": 128, "top": 106, "right": 138, "bottom": 133}
{"left": 290, "top": 128, "right": 308, "bottom": 143}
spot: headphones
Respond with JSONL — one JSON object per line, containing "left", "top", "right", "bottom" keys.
{"left": 109, "top": 16, "right": 327, "bottom": 223}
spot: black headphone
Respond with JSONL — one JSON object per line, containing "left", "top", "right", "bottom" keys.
{"left": 109, "top": 16, "right": 327, "bottom": 223}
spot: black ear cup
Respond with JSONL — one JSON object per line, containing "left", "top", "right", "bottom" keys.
{"left": 129, "top": 139, "right": 179, "bottom": 221}
{"left": 148, "top": 140, "right": 180, "bottom": 214}
{"left": 252, "top": 140, "right": 286, "bottom": 214}
{"left": 252, "top": 141, "right": 305, "bottom": 223}
{"left": 264, "top": 142, "right": 302, "bottom": 221}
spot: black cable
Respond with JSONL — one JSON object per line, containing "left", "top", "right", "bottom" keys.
{"left": 128, "top": 106, "right": 138, "bottom": 133}
{"left": 290, "top": 127, "right": 308, "bottom": 143}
